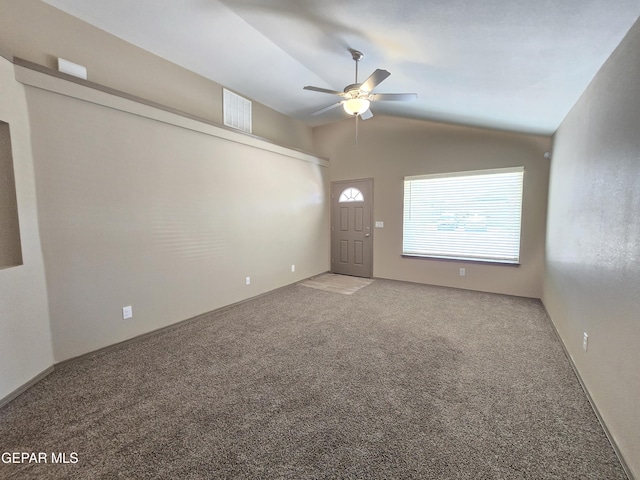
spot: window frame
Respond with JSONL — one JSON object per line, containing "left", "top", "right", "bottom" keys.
{"left": 402, "top": 166, "right": 525, "bottom": 265}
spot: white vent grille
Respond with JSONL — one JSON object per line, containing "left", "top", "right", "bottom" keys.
{"left": 223, "top": 88, "right": 252, "bottom": 133}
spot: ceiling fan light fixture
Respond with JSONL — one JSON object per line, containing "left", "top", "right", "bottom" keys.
{"left": 343, "top": 98, "right": 370, "bottom": 116}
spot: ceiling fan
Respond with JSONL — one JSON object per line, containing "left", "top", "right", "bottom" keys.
{"left": 303, "top": 49, "right": 417, "bottom": 121}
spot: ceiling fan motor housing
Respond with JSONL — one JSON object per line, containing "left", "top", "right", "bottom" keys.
{"left": 344, "top": 83, "right": 371, "bottom": 96}
{"left": 350, "top": 49, "right": 364, "bottom": 62}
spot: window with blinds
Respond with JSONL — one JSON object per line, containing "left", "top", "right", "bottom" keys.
{"left": 403, "top": 167, "right": 524, "bottom": 264}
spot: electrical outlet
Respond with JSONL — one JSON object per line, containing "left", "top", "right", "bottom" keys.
{"left": 459, "top": 267, "right": 466, "bottom": 276}
{"left": 583, "top": 332, "right": 589, "bottom": 352}
{"left": 291, "top": 264, "right": 295, "bottom": 272}
{"left": 122, "top": 306, "right": 133, "bottom": 320}
{"left": 245, "top": 276, "right": 251, "bottom": 285}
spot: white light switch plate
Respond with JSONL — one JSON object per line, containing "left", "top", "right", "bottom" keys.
{"left": 375, "top": 221, "right": 384, "bottom": 228}
{"left": 122, "top": 306, "right": 133, "bottom": 319}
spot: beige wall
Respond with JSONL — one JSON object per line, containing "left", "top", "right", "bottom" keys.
{"left": 314, "top": 116, "right": 551, "bottom": 298}
{"left": 544, "top": 17, "right": 640, "bottom": 478}
{"left": 0, "top": 57, "right": 54, "bottom": 401}
{"left": 20, "top": 65, "right": 329, "bottom": 362}
{"left": 0, "top": 0, "right": 314, "bottom": 153}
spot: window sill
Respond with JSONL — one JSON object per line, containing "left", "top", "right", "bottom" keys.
{"left": 401, "top": 254, "right": 520, "bottom": 266}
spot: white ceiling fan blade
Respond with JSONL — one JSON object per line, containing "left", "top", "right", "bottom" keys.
{"left": 360, "top": 69, "right": 390, "bottom": 92}
{"left": 370, "top": 93, "right": 418, "bottom": 101}
{"left": 303, "top": 86, "right": 344, "bottom": 96}
{"left": 311, "top": 102, "right": 344, "bottom": 115}
{"left": 360, "top": 109, "right": 374, "bottom": 120}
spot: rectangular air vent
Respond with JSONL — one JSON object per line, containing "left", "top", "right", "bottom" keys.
{"left": 223, "top": 88, "right": 252, "bottom": 133}
{"left": 57, "top": 58, "right": 87, "bottom": 80}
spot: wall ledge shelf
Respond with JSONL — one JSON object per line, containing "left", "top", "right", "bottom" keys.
{"left": 12, "top": 57, "right": 328, "bottom": 168}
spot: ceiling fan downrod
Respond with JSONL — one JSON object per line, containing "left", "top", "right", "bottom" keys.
{"left": 350, "top": 49, "right": 364, "bottom": 84}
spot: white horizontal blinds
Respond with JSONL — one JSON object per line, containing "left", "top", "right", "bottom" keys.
{"left": 403, "top": 167, "right": 524, "bottom": 263}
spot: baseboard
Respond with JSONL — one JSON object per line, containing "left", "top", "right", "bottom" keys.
{"left": 543, "top": 307, "right": 634, "bottom": 480}
{"left": 55, "top": 273, "right": 328, "bottom": 369}
{"left": 0, "top": 366, "right": 55, "bottom": 409}
{"left": 3, "top": 275, "right": 327, "bottom": 407}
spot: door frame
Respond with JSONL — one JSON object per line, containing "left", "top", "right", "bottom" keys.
{"left": 330, "top": 178, "right": 374, "bottom": 278}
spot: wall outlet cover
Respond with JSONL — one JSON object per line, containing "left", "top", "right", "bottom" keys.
{"left": 122, "top": 306, "right": 133, "bottom": 319}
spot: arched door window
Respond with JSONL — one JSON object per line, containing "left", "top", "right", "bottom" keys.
{"left": 338, "top": 187, "right": 364, "bottom": 202}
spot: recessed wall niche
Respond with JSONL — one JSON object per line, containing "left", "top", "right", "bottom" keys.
{"left": 0, "top": 120, "right": 23, "bottom": 269}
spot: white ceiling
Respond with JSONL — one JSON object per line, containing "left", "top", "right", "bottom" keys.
{"left": 43, "top": 0, "right": 640, "bottom": 135}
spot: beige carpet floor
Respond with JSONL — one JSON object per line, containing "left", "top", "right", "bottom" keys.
{"left": 0, "top": 279, "right": 627, "bottom": 479}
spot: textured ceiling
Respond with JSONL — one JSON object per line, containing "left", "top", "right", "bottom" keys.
{"left": 42, "top": 0, "right": 640, "bottom": 134}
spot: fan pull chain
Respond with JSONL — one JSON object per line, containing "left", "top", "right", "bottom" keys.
{"left": 355, "top": 113, "right": 359, "bottom": 146}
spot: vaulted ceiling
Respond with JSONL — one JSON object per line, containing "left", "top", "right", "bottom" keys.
{"left": 42, "top": 0, "right": 640, "bottom": 135}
